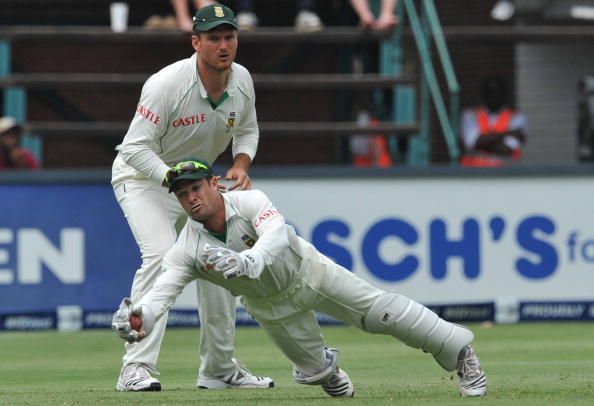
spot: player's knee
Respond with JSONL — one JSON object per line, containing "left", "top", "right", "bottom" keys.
{"left": 363, "top": 292, "right": 474, "bottom": 371}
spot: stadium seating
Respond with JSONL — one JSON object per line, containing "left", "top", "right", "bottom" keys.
{"left": 0, "top": 2, "right": 420, "bottom": 168}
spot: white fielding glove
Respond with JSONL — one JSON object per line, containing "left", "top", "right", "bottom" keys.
{"left": 204, "top": 245, "right": 264, "bottom": 279}
{"left": 111, "top": 298, "right": 155, "bottom": 343}
{"left": 111, "top": 298, "right": 138, "bottom": 343}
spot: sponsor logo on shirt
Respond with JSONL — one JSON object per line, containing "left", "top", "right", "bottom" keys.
{"left": 172, "top": 113, "right": 207, "bottom": 128}
{"left": 254, "top": 209, "right": 280, "bottom": 228}
{"left": 136, "top": 105, "right": 161, "bottom": 125}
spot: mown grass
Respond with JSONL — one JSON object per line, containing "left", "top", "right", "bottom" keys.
{"left": 0, "top": 323, "right": 593, "bottom": 405}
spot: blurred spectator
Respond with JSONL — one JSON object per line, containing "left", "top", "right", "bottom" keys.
{"left": 0, "top": 117, "right": 39, "bottom": 169}
{"left": 174, "top": 0, "right": 323, "bottom": 32}
{"left": 350, "top": 0, "right": 398, "bottom": 32}
{"left": 170, "top": 0, "right": 200, "bottom": 32}
{"left": 144, "top": 14, "right": 179, "bottom": 31}
{"left": 350, "top": 109, "right": 392, "bottom": 167}
{"left": 460, "top": 75, "right": 528, "bottom": 167}
{"left": 577, "top": 76, "right": 594, "bottom": 161}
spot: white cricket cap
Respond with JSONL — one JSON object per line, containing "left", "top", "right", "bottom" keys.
{"left": 0, "top": 117, "right": 21, "bottom": 135}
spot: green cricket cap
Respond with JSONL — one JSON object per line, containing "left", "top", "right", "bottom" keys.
{"left": 193, "top": 3, "right": 239, "bottom": 33}
{"left": 167, "top": 159, "right": 214, "bottom": 193}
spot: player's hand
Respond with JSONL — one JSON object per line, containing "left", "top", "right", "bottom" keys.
{"left": 111, "top": 299, "right": 153, "bottom": 342}
{"left": 204, "top": 245, "right": 243, "bottom": 278}
{"left": 212, "top": 176, "right": 227, "bottom": 192}
{"left": 162, "top": 167, "right": 174, "bottom": 188}
{"left": 112, "top": 298, "right": 141, "bottom": 343}
{"left": 204, "top": 245, "right": 264, "bottom": 279}
{"left": 225, "top": 167, "right": 251, "bottom": 191}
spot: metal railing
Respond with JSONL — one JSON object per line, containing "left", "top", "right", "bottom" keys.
{"left": 382, "top": 0, "right": 460, "bottom": 164}
{"left": 0, "top": 2, "right": 463, "bottom": 166}
{"left": 0, "top": 26, "right": 419, "bottom": 166}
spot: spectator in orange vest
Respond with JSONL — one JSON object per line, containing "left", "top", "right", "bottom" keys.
{"left": 350, "top": 110, "right": 393, "bottom": 167}
{"left": 460, "top": 75, "right": 528, "bottom": 167}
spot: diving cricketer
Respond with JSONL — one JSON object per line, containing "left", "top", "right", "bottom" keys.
{"left": 113, "top": 159, "right": 488, "bottom": 398}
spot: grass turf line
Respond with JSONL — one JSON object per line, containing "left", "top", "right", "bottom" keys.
{"left": 0, "top": 323, "right": 593, "bottom": 404}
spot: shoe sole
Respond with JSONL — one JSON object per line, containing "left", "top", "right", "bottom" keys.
{"left": 198, "top": 381, "right": 274, "bottom": 389}
{"left": 460, "top": 388, "right": 487, "bottom": 397}
{"left": 116, "top": 382, "right": 161, "bottom": 392}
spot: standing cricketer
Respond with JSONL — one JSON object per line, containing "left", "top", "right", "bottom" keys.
{"left": 113, "top": 159, "right": 488, "bottom": 398}
{"left": 111, "top": 3, "right": 273, "bottom": 391}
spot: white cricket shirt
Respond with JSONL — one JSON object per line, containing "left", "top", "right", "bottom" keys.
{"left": 144, "top": 190, "right": 320, "bottom": 320}
{"left": 112, "top": 54, "right": 259, "bottom": 185}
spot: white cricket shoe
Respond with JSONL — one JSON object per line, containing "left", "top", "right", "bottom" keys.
{"left": 116, "top": 363, "right": 161, "bottom": 392}
{"left": 456, "top": 345, "right": 487, "bottom": 397}
{"left": 295, "top": 10, "right": 323, "bottom": 33}
{"left": 321, "top": 368, "right": 355, "bottom": 397}
{"left": 236, "top": 11, "right": 258, "bottom": 31}
{"left": 197, "top": 358, "right": 274, "bottom": 389}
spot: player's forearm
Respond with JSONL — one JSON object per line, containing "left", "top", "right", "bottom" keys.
{"left": 120, "top": 145, "right": 169, "bottom": 184}
{"left": 232, "top": 127, "right": 259, "bottom": 163}
{"left": 231, "top": 153, "right": 252, "bottom": 172}
{"left": 138, "top": 280, "right": 187, "bottom": 322}
{"left": 252, "top": 221, "right": 289, "bottom": 265}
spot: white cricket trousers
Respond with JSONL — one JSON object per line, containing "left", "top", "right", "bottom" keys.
{"left": 241, "top": 252, "right": 385, "bottom": 377}
{"left": 113, "top": 178, "right": 237, "bottom": 377}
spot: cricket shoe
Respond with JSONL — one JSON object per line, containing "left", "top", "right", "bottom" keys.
{"left": 321, "top": 368, "right": 355, "bottom": 398}
{"left": 197, "top": 358, "right": 274, "bottom": 389}
{"left": 456, "top": 345, "right": 487, "bottom": 397}
{"left": 116, "top": 363, "right": 161, "bottom": 392}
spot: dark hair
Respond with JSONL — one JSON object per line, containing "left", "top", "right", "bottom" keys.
{"left": 480, "top": 75, "right": 507, "bottom": 100}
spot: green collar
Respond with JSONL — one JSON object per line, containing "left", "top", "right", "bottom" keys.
{"left": 208, "top": 222, "right": 227, "bottom": 243}
{"left": 207, "top": 91, "right": 229, "bottom": 110}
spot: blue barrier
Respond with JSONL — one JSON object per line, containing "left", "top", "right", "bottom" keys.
{"left": 0, "top": 185, "right": 138, "bottom": 313}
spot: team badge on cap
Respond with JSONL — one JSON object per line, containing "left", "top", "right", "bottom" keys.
{"left": 192, "top": 3, "right": 239, "bottom": 33}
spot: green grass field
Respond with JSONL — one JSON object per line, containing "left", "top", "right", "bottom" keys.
{"left": 1, "top": 323, "right": 593, "bottom": 405}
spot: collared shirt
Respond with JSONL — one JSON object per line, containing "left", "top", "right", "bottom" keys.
{"left": 146, "top": 190, "right": 319, "bottom": 320}
{"left": 112, "top": 54, "right": 259, "bottom": 185}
